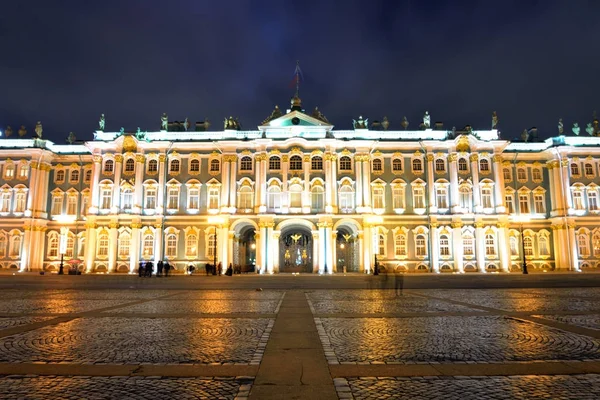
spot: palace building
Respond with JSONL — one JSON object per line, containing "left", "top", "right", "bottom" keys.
{"left": 1, "top": 96, "right": 599, "bottom": 274}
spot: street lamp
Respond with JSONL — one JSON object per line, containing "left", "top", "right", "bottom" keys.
{"left": 520, "top": 224, "right": 528, "bottom": 274}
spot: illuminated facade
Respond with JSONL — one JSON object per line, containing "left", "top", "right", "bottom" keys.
{"left": 1, "top": 97, "right": 599, "bottom": 274}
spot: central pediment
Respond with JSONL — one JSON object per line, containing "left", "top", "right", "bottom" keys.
{"left": 259, "top": 110, "right": 332, "bottom": 129}
{"left": 258, "top": 110, "right": 333, "bottom": 139}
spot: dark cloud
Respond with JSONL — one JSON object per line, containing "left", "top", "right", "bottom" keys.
{"left": 0, "top": 0, "right": 599, "bottom": 142}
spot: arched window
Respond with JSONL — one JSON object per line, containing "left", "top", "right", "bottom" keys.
{"left": 412, "top": 159, "right": 423, "bottom": 172}
{"left": 237, "top": 185, "right": 254, "bottom": 210}
{"left": 290, "top": 155, "right": 303, "bottom": 170}
{"left": 570, "top": 162, "right": 580, "bottom": 176}
{"left": 458, "top": 158, "right": 468, "bottom": 172}
{"left": 210, "top": 159, "right": 220, "bottom": 172}
{"left": 415, "top": 234, "right": 427, "bottom": 257}
{"left": 289, "top": 183, "right": 303, "bottom": 208}
{"left": 186, "top": 234, "right": 198, "bottom": 257}
{"left": 190, "top": 159, "right": 200, "bottom": 172}
{"left": 459, "top": 186, "right": 472, "bottom": 212}
{"left": 0, "top": 234, "right": 6, "bottom": 257}
{"left": 169, "top": 159, "right": 180, "bottom": 173}
{"left": 538, "top": 236, "right": 550, "bottom": 256}
{"left": 510, "top": 236, "right": 519, "bottom": 256}
{"left": 240, "top": 156, "right": 252, "bottom": 171}
{"left": 311, "top": 185, "right": 324, "bottom": 212}
{"left": 435, "top": 159, "right": 445, "bottom": 172}
{"left": 103, "top": 160, "right": 114, "bottom": 173}
{"left": 56, "top": 170, "right": 65, "bottom": 182}
{"left": 165, "top": 234, "right": 177, "bottom": 257}
{"left": 339, "top": 156, "right": 352, "bottom": 171}
{"left": 65, "top": 234, "right": 74, "bottom": 257}
{"left": 118, "top": 233, "right": 131, "bottom": 258}
{"left": 70, "top": 169, "right": 80, "bottom": 183}
{"left": 142, "top": 233, "right": 154, "bottom": 258}
{"left": 503, "top": 167, "right": 511, "bottom": 180}
{"left": 125, "top": 158, "right": 135, "bottom": 172}
{"left": 85, "top": 169, "right": 92, "bottom": 183}
{"left": 121, "top": 188, "right": 133, "bottom": 211}
{"left": 524, "top": 236, "right": 534, "bottom": 256}
{"left": 311, "top": 156, "right": 323, "bottom": 170}
{"left": 479, "top": 159, "right": 490, "bottom": 172}
{"left": 97, "top": 232, "right": 109, "bottom": 257}
{"left": 394, "top": 234, "right": 407, "bottom": 256}
{"left": 48, "top": 234, "right": 59, "bottom": 258}
{"left": 4, "top": 164, "right": 14, "bottom": 179}
{"left": 439, "top": 235, "right": 450, "bottom": 256}
{"left": 585, "top": 163, "right": 594, "bottom": 176}
{"left": 392, "top": 158, "right": 402, "bottom": 171}
{"left": 269, "top": 156, "right": 281, "bottom": 170}
{"left": 485, "top": 234, "right": 496, "bottom": 256}
{"left": 372, "top": 186, "right": 385, "bottom": 209}
{"left": 339, "top": 184, "right": 355, "bottom": 213}
{"left": 372, "top": 159, "right": 382, "bottom": 172}
{"left": 267, "top": 185, "right": 281, "bottom": 211}
{"left": 378, "top": 233, "right": 386, "bottom": 257}
{"left": 10, "top": 234, "right": 21, "bottom": 257}
{"left": 207, "top": 233, "right": 216, "bottom": 257}
{"left": 19, "top": 164, "right": 29, "bottom": 178}
{"left": 517, "top": 168, "right": 527, "bottom": 181}
{"left": 463, "top": 234, "right": 475, "bottom": 256}
{"left": 593, "top": 233, "right": 600, "bottom": 257}
{"left": 532, "top": 168, "right": 542, "bottom": 181}
{"left": 148, "top": 159, "right": 158, "bottom": 173}
{"left": 577, "top": 234, "right": 590, "bottom": 257}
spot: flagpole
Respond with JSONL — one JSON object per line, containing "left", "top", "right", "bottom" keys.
{"left": 295, "top": 60, "right": 300, "bottom": 97}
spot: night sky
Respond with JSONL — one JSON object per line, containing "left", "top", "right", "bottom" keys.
{"left": 1, "top": 0, "right": 599, "bottom": 143}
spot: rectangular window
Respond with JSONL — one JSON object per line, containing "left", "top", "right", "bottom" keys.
{"left": 100, "top": 188, "right": 112, "bottom": 210}
{"left": 439, "top": 237, "right": 450, "bottom": 256}
{"left": 415, "top": 237, "right": 426, "bottom": 256}
{"left": 188, "top": 188, "right": 200, "bottom": 210}
{"left": 392, "top": 187, "right": 405, "bottom": 209}
{"left": 66, "top": 196, "right": 77, "bottom": 215}
{"left": 167, "top": 187, "right": 179, "bottom": 209}
{"left": 436, "top": 187, "right": 447, "bottom": 209}
{"left": 372, "top": 187, "right": 384, "bottom": 209}
{"left": 51, "top": 196, "right": 63, "bottom": 215}
{"left": 534, "top": 194, "right": 545, "bottom": 213}
{"left": 517, "top": 168, "right": 527, "bottom": 181}
{"left": 519, "top": 194, "right": 529, "bottom": 213}
{"left": 532, "top": 168, "right": 542, "bottom": 181}
{"left": 145, "top": 188, "right": 157, "bottom": 209}
{"left": 463, "top": 237, "right": 474, "bottom": 256}
{"left": 589, "top": 191, "right": 599, "bottom": 211}
{"left": 14, "top": 192, "right": 26, "bottom": 213}
{"left": 122, "top": 190, "right": 133, "bottom": 210}
{"left": 208, "top": 188, "right": 219, "bottom": 209}
{"left": 506, "top": 194, "right": 514, "bottom": 214}
{"left": 0, "top": 192, "right": 11, "bottom": 213}
{"left": 573, "top": 191, "right": 584, "bottom": 210}
{"left": 481, "top": 188, "right": 493, "bottom": 209}
{"left": 413, "top": 187, "right": 425, "bottom": 209}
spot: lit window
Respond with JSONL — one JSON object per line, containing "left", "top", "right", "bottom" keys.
{"left": 570, "top": 163, "right": 580, "bottom": 176}
{"left": 210, "top": 159, "right": 220, "bottom": 172}
{"left": 165, "top": 234, "right": 177, "bottom": 257}
{"left": 186, "top": 234, "right": 198, "bottom": 257}
{"left": 372, "top": 159, "right": 382, "bottom": 172}
{"left": 372, "top": 186, "right": 384, "bottom": 209}
{"left": 48, "top": 235, "right": 58, "bottom": 258}
{"left": 290, "top": 155, "right": 303, "bottom": 170}
{"left": 524, "top": 236, "right": 534, "bottom": 256}
{"left": 458, "top": 158, "right": 468, "bottom": 172}
{"left": 269, "top": 156, "right": 281, "bottom": 170}
{"left": 0, "top": 234, "right": 6, "bottom": 257}
{"left": 145, "top": 187, "right": 157, "bottom": 209}
{"left": 412, "top": 158, "right": 423, "bottom": 172}
{"left": 240, "top": 156, "right": 252, "bottom": 171}
{"left": 485, "top": 234, "right": 496, "bottom": 256}
{"left": 435, "top": 159, "right": 445, "bottom": 172}
{"left": 169, "top": 159, "right": 180, "bottom": 173}
{"left": 577, "top": 234, "right": 589, "bottom": 257}
{"left": 190, "top": 159, "right": 200, "bottom": 172}
{"left": 4, "top": 165, "right": 14, "bottom": 179}
{"left": 339, "top": 156, "right": 352, "bottom": 171}
{"left": 415, "top": 235, "right": 427, "bottom": 257}
{"left": 394, "top": 234, "right": 407, "bottom": 256}
{"left": 118, "top": 233, "right": 130, "bottom": 258}
{"left": 103, "top": 160, "right": 114, "bottom": 173}
{"left": 97, "top": 232, "right": 109, "bottom": 257}
{"left": 439, "top": 235, "right": 450, "bottom": 256}
{"left": 479, "top": 159, "right": 490, "bottom": 172}
{"left": 19, "top": 164, "right": 28, "bottom": 179}
{"left": 207, "top": 233, "right": 216, "bottom": 257}
{"left": 463, "top": 235, "right": 474, "bottom": 256}
{"left": 392, "top": 158, "right": 402, "bottom": 171}
{"left": 125, "top": 158, "right": 135, "bottom": 172}
{"left": 143, "top": 233, "right": 154, "bottom": 258}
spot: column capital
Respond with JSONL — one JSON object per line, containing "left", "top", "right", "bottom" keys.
{"left": 131, "top": 222, "right": 142, "bottom": 229}
{"left": 426, "top": 153, "right": 434, "bottom": 162}
{"left": 451, "top": 221, "right": 463, "bottom": 229}
{"left": 447, "top": 153, "right": 457, "bottom": 162}
{"left": 135, "top": 154, "right": 146, "bottom": 163}
{"left": 109, "top": 221, "right": 119, "bottom": 229}
{"left": 93, "top": 155, "right": 103, "bottom": 164}
{"left": 493, "top": 154, "right": 504, "bottom": 163}
{"left": 560, "top": 159, "right": 569, "bottom": 167}
{"left": 470, "top": 154, "right": 479, "bottom": 162}
{"left": 114, "top": 154, "right": 123, "bottom": 163}
{"left": 474, "top": 221, "right": 485, "bottom": 228}
{"left": 159, "top": 154, "right": 167, "bottom": 162}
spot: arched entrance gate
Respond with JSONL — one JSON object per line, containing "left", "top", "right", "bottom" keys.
{"left": 279, "top": 226, "right": 313, "bottom": 273}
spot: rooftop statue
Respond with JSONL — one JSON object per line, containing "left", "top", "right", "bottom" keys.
{"left": 183, "top": 118, "right": 190, "bottom": 131}
{"left": 34, "top": 121, "right": 43, "bottom": 138}
{"left": 224, "top": 116, "right": 241, "bottom": 130}
{"left": 99, "top": 114, "right": 105, "bottom": 131}
{"left": 18, "top": 125, "right": 26, "bottom": 137}
{"left": 5, "top": 126, "right": 12, "bottom": 137}
{"left": 381, "top": 116, "right": 390, "bottom": 131}
{"left": 263, "top": 105, "right": 283, "bottom": 124}
{"left": 572, "top": 122, "right": 580, "bottom": 136}
{"left": 521, "top": 129, "right": 529, "bottom": 142}
{"left": 491, "top": 111, "right": 498, "bottom": 129}
{"left": 161, "top": 113, "right": 168, "bottom": 131}
{"left": 352, "top": 116, "right": 368, "bottom": 129}
{"left": 586, "top": 123, "right": 594, "bottom": 136}
{"left": 558, "top": 118, "right": 563, "bottom": 135}
{"left": 423, "top": 111, "right": 431, "bottom": 129}
{"left": 311, "top": 106, "right": 329, "bottom": 123}
{"left": 67, "top": 132, "right": 76, "bottom": 144}
{"left": 401, "top": 116, "right": 409, "bottom": 130}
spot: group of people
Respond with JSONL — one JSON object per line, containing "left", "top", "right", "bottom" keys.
{"left": 138, "top": 260, "right": 172, "bottom": 277}
{"left": 203, "top": 262, "right": 243, "bottom": 276}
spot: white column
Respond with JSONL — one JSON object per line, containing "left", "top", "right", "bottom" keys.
{"left": 355, "top": 157, "right": 363, "bottom": 210}
{"left": 426, "top": 153, "right": 437, "bottom": 213}
{"left": 84, "top": 222, "right": 97, "bottom": 272}
{"left": 362, "top": 157, "right": 371, "bottom": 212}
{"left": 39, "top": 165, "right": 51, "bottom": 216}
{"left": 547, "top": 162, "right": 557, "bottom": 214}
{"left": 362, "top": 225, "right": 371, "bottom": 273}
{"left": 311, "top": 231, "right": 319, "bottom": 273}
{"left": 111, "top": 155, "right": 122, "bottom": 214}
{"left": 448, "top": 154, "right": 460, "bottom": 213}
{"left": 325, "top": 225, "right": 334, "bottom": 274}
{"left": 552, "top": 224, "right": 567, "bottom": 270}
{"left": 108, "top": 223, "right": 118, "bottom": 273}
{"left": 568, "top": 223, "right": 579, "bottom": 271}
{"left": 260, "top": 155, "right": 268, "bottom": 212}
{"left": 229, "top": 157, "right": 237, "bottom": 213}
{"left": 272, "top": 231, "right": 280, "bottom": 273}
{"left": 560, "top": 159, "right": 572, "bottom": 212}
{"left": 331, "top": 155, "right": 338, "bottom": 212}
{"left": 324, "top": 153, "right": 332, "bottom": 213}
{"left": 19, "top": 225, "right": 32, "bottom": 272}
{"left": 129, "top": 223, "right": 141, "bottom": 273}
{"left": 255, "top": 231, "right": 262, "bottom": 273}
{"left": 551, "top": 161, "right": 563, "bottom": 213}
{"left": 475, "top": 222, "right": 485, "bottom": 272}
{"left": 451, "top": 223, "right": 464, "bottom": 273}
{"left": 221, "top": 157, "right": 230, "bottom": 212}
{"left": 89, "top": 155, "right": 102, "bottom": 214}
{"left": 358, "top": 231, "right": 365, "bottom": 272}
{"left": 254, "top": 156, "right": 262, "bottom": 212}
{"left": 471, "top": 154, "right": 482, "bottom": 213}
{"left": 331, "top": 230, "right": 337, "bottom": 273}
{"left": 318, "top": 222, "right": 326, "bottom": 273}
{"left": 261, "top": 224, "right": 268, "bottom": 273}
{"left": 154, "top": 225, "right": 163, "bottom": 270}
{"left": 303, "top": 155, "right": 310, "bottom": 213}
{"left": 220, "top": 225, "right": 229, "bottom": 270}
{"left": 134, "top": 154, "right": 145, "bottom": 214}
{"left": 281, "top": 156, "right": 289, "bottom": 213}
{"left": 266, "top": 224, "right": 274, "bottom": 273}
{"left": 25, "top": 162, "right": 39, "bottom": 215}
{"left": 498, "top": 223, "right": 510, "bottom": 272}
{"left": 430, "top": 223, "right": 440, "bottom": 273}
{"left": 492, "top": 154, "right": 506, "bottom": 213}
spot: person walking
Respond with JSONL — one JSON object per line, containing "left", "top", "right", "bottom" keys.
{"left": 138, "top": 261, "right": 144, "bottom": 277}
{"left": 217, "top": 262, "right": 223, "bottom": 276}
{"left": 205, "top": 263, "right": 210, "bottom": 276}
{"left": 157, "top": 260, "right": 164, "bottom": 277}
{"left": 164, "top": 262, "right": 171, "bottom": 277}
{"left": 225, "top": 262, "right": 233, "bottom": 276}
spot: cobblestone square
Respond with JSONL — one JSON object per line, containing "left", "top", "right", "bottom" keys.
{"left": 104, "top": 299, "right": 281, "bottom": 314}
{"left": 309, "top": 295, "right": 481, "bottom": 314}
{"left": 0, "top": 317, "right": 54, "bottom": 331}
{"left": 0, "top": 299, "right": 132, "bottom": 314}
{"left": 0, "top": 317, "right": 273, "bottom": 364}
